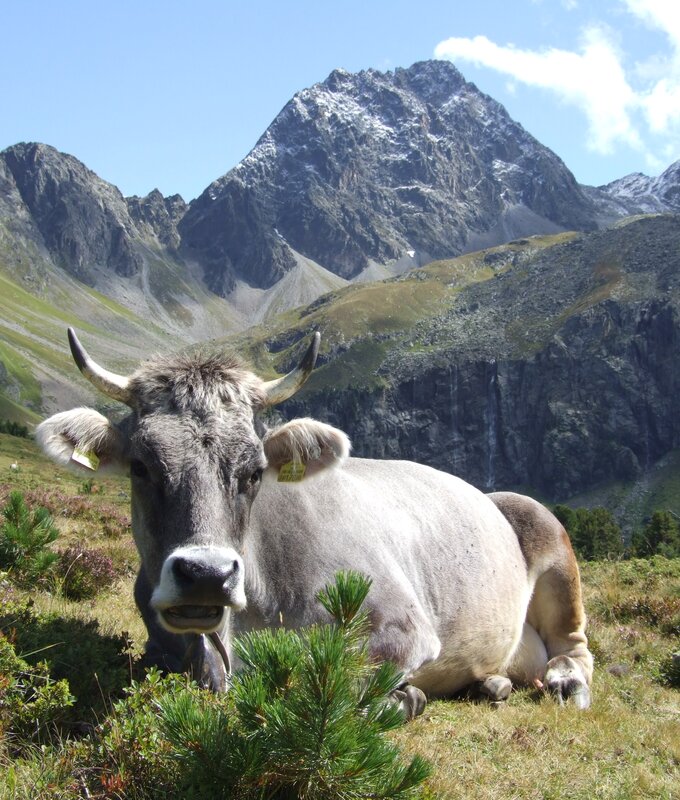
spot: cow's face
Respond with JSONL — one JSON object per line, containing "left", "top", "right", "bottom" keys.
{"left": 126, "top": 406, "right": 264, "bottom": 632}
{"left": 37, "top": 330, "right": 349, "bottom": 636}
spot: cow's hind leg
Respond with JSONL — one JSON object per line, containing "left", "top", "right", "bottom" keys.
{"left": 489, "top": 492, "right": 593, "bottom": 710}
{"left": 529, "top": 565, "right": 592, "bottom": 708}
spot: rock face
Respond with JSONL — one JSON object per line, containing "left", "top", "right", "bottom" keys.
{"left": 126, "top": 189, "right": 187, "bottom": 250}
{"left": 276, "top": 215, "right": 680, "bottom": 500}
{"left": 179, "top": 60, "right": 599, "bottom": 293}
{"left": 1, "top": 143, "right": 144, "bottom": 282}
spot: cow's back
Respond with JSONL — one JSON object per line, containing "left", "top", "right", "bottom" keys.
{"left": 240, "top": 458, "right": 530, "bottom": 695}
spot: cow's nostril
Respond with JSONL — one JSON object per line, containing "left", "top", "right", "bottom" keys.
{"left": 173, "top": 556, "right": 198, "bottom": 585}
{"left": 231, "top": 559, "right": 239, "bottom": 574}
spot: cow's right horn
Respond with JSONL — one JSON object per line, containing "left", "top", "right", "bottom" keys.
{"left": 262, "top": 331, "right": 320, "bottom": 406}
{"left": 67, "top": 327, "right": 133, "bottom": 406}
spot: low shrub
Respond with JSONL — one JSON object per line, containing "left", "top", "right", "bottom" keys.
{"left": 57, "top": 545, "right": 118, "bottom": 600}
{"left": 0, "top": 633, "right": 73, "bottom": 754}
{"left": 82, "top": 669, "right": 185, "bottom": 798}
{"left": 610, "top": 595, "right": 680, "bottom": 636}
{"left": 0, "top": 598, "right": 135, "bottom": 724}
{"left": 0, "top": 487, "right": 131, "bottom": 539}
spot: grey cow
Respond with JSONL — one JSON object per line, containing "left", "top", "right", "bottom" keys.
{"left": 37, "top": 330, "right": 593, "bottom": 716}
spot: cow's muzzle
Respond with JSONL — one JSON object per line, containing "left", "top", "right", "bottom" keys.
{"left": 151, "top": 546, "right": 246, "bottom": 634}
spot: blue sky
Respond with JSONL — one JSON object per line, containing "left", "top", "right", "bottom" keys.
{"left": 2, "top": 0, "right": 678, "bottom": 200}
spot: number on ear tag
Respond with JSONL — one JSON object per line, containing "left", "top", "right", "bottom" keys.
{"left": 72, "top": 448, "right": 100, "bottom": 471}
{"left": 278, "top": 461, "right": 306, "bottom": 482}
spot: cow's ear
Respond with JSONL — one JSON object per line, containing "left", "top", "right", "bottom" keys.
{"left": 263, "top": 418, "right": 350, "bottom": 478}
{"left": 36, "top": 408, "right": 126, "bottom": 473}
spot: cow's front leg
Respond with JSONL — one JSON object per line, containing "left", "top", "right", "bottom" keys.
{"left": 135, "top": 567, "right": 188, "bottom": 672}
{"left": 477, "top": 674, "right": 513, "bottom": 704}
{"left": 389, "top": 683, "right": 427, "bottom": 720}
{"left": 135, "top": 568, "right": 230, "bottom": 692}
{"left": 367, "top": 592, "right": 440, "bottom": 722}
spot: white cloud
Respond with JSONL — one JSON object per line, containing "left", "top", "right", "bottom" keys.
{"left": 622, "top": 0, "right": 680, "bottom": 134}
{"left": 434, "top": 26, "right": 641, "bottom": 154}
{"left": 434, "top": 0, "right": 680, "bottom": 171}
{"left": 623, "top": 0, "right": 680, "bottom": 47}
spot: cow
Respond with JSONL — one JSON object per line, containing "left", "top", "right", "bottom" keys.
{"left": 37, "top": 329, "right": 593, "bottom": 717}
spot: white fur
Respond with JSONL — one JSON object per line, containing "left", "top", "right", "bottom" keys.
{"left": 263, "top": 418, "right": 351, "bottom": 478}
{"left": 36, "top": 408, "right": 124, "bottom": 472}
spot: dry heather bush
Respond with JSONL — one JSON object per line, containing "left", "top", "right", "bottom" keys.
{"left": 57, "top": 545, "right": 119, "bottom": 600}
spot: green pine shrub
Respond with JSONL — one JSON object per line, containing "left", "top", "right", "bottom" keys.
{"left": 0, "top": 491, "right": 59, "bottom": 587}
{"left": 0, "top": 419, "right": 29, "bottom": 438}
{"left": 631, "top": 511, "right": 680, "bottom": 558}
{"left": 78, "top": 572, "right": 431, "bottom": 799}
{"left": 553, "top": 504, "right": 624, "bottom": 560}
{"left": 159, "top": 571, "right": 430, "bottom": 799}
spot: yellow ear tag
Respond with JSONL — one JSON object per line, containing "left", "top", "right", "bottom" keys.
{"left": 278, "top": 461, "right": 306, "bottom": 483}
{"left": 71, "top": 448, "right": 100, "bottom": 471}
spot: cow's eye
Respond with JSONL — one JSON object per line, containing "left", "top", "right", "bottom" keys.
{"left": 240, "top": 468, "right": 262, "bottom": 492}
{"left": 249, "top": 468, "right": 263, "bottom": 487}
{"left": 130, "top": 459, "right": 149, "bottom": 479}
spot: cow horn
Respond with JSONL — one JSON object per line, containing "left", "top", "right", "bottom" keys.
{"left": 67, "top": 327, "right": 133, "bottom": 406}
{"left": 262, "top": 331, "right": 320, "bottom": 406}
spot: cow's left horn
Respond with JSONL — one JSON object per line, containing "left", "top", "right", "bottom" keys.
{"left": 262, "top": 332, "right": 320, "bottom": 406}
{"left": 67, "top": 327, "right": 133, "bottom": 406}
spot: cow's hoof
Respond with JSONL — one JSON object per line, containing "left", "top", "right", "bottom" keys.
{"left": 478, "top": 674, "right": 513, "bottom": 703}
{"left": 545, "top": 656, "right": 591, "bottom": 710}
{"left": 183, "top": 634, "right": 228, "bottom": 692}
{"left": 390, "top": 684, "right": 427, "bottom": 720}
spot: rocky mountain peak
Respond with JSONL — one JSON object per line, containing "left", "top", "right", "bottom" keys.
{"left": 1, "top": 142, "right": 142, "bottom": 282}
{"left": 589, "top": 159, "right": 680, "bottom": 218}
{"left": 126, "top": 189, "right": 187, "bottom": 250}
{"left": 180, "top": 59, "right": 597, "bottom": 294}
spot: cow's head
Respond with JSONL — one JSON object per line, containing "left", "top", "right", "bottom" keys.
{"left": 37, "top": 329, "right": 349, "bottom": 638}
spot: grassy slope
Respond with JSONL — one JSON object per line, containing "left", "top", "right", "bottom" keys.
{"left": 0, "top": 257, "right": 176, "bottom": 418}
{"left": 230, "top": 232, "right": 575, "bottom": 384}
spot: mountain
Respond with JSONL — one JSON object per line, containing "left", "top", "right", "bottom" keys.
{"left": 238, "top": 214, "right": 680, "bottom": 508}
{"left": 3, "top": 63, "right": 679, "bottom": 314}
{"left": 588, "top": 160, "right": 680, "bottom": 218}
{"left": 179, "top": 60, "right": 600, "bottom": 293}
{"left": 1, "top": 59, "right": 680, "bottom": 438}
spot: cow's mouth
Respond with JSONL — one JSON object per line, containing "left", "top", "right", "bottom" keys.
{"left": 161, "top": 605, "right": 225, "bottom": 632}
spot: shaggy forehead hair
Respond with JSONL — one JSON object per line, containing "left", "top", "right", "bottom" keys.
{"left": 127, "top": 349, "right": 267, "bottom": 414}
